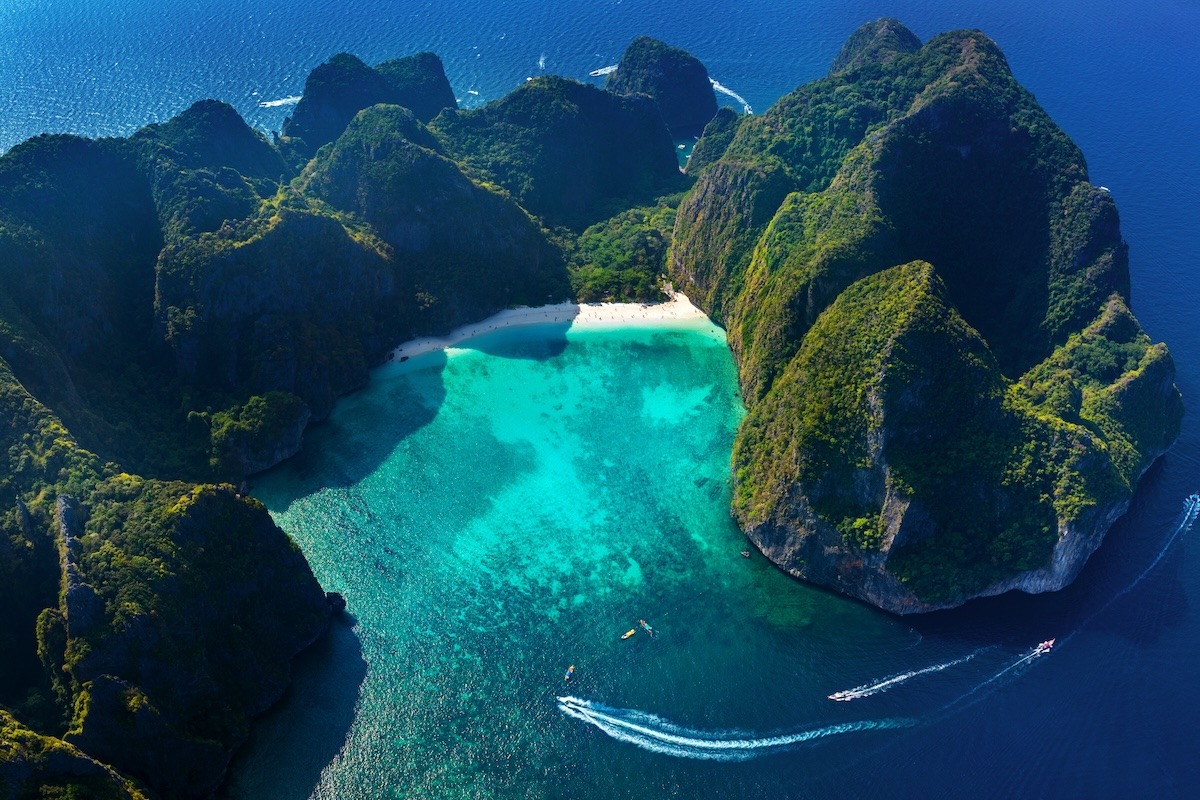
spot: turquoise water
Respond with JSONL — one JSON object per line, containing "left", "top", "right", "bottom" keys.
{"left": 229, "top": 321, "right": 934, "bottom": 798}
{"left": 8, "top": 0, "right": 1200, "bottom": 795}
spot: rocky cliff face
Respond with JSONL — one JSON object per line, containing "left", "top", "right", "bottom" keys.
{"left": 0, "top": 355, "right": 332, "bottom": 796}
{"left": 606, "top": 36, "right": 719, "bottom": 138}
{"left": 0, "top": 709, "right": 148, "bottom": 800}
{"left": 301, "top": 104, "right": 567, "bottom": 329}
{"left": 675, "top": 21, "right": 1183, "bottom": 613}
{"left": 0, "top": 43, "right": 679, "bottom": 796}
{"left": 280, "top": 52, "right": 457, "bottom": 162}
{"left": 432, "top": 75, "right": 683, "bottom": 228}
{"left": 57, "top": 479, "right": 331, "bottom": 798}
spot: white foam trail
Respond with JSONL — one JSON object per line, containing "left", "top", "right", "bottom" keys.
{"left": 259, "top": 95, "right": 301, "bottom": 108}
{"left": 940, "top": 494, "right": 1200, "bottom": 717}
{"left": 557, "top": 696, "right": 912, "bottom": 761}
{"left": 1095, "top": 493, "right": 1199, "bottom": 614}
{"left": 589, "top": 65, "right": 617, "bottom": 77}
{"left": 710, "top": 79, "right": 753, "bottom": 114}
{"left": 828, "top": 649, "right": 984, "bottom": 701}
{"left": 538, "top": 53, "right": 547, "bottom": 71}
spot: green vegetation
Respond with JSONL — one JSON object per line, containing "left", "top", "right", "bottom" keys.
{"left": 676, "top": 20, "right": 1182, "bottom": 610}
{"left": 0, "top": 21, "right": 1184, "bottom": 792}
{"left": 685, "top": 108, "right": 743, "bottom": 174}
{"left": 207, "top": 391, "right": 309, "bottom": 475}
{"left": 606, "top": 36, "right": 718, "bottom": 137}
{"left": 431, "top": 75, "right": 684, "bottom": 228}
{"left": 1, "top": 709, "right": 148, "bottom": 800}
{"left": 0, "top": 39, "right": 691, "bottom": 793}
{"left": 567, "top": 200, "right": 678, "bottom": 302}
{"left": 280, "top": 52, "right": 457, "bottom": 163}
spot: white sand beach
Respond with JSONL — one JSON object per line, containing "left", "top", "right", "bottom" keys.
{"left": 388, "top": 291, "right": 709, "bottom": 362}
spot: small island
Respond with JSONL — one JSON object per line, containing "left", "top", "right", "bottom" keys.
{"left": 0, "top": 20, "right": 1181, "bottom": 797}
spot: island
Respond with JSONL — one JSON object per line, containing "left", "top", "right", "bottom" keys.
{"left": 0, "top": 21, "right": 1181, "bottom": 797}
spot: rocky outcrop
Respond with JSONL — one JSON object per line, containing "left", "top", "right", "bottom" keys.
{"left": 432, "top": 75, "right": 682, "bottom": 228}
{"left": 302, "top": 104, "right": 567, "bottom": 329}
{"left": 733, "top": 263, "right": 1181, "bottom": 613}
{"left": 281, "top": 52, "right": 456, "bottom": 162}
{"left": 606, "top": 36, "right": 719, "bottom": 137}
{"left": 0, "top": 709, "right": 148, "bottom": 800}
{"left": 0, "top": 355, "right": 333, "bottom": 795}
{"left": 685, "top": 107, "right": 742, "bottom": 174}
{"left": 678, "top": 21, "right": 1183, "bottom": 612}
{"left": 56, "top": 479, "right": 331, "bottom": 798}
{"left": 829, "top": 17, "right": 921, "bottom": 74}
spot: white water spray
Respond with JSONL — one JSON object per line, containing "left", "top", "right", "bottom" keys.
{"left": 828, "top": 649, "right": 985, "bottom": 701}
{"left": 557, "top": 696, "right": 911, "bottom": 761}
{"left": 710, "top": 79, "right": 753, "bottom": 114}
{"left": 258, "top": 95, "right": 301, "bottom": 108}
{"left": 946, "top": 493, "right": 1199, "bottom": 711}
{"left": 1090, "top": 493, "right": 1199, "bottom": 616}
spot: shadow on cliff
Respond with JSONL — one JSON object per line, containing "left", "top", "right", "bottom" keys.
{"left": 258, "top": 316, "right": 577, "bottom": 494}
{"left": 220, "top": 615, "right": 368, "bottom": 799}
{"left": 907, "top": 459, "right": 1190, "bottom": 648}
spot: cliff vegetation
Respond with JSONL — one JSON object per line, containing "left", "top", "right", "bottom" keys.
{"left": 673, "top": 19, "right": 1181, "bottom": 611}
{"left": 0, "top": 37, "right": 699, "bottom": 795}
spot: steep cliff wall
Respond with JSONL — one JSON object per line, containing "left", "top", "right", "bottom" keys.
{"left": 673, "top": 21, "right": 1182, "bottom": 612}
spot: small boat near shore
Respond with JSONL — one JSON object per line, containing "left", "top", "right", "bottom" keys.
{"left": 564, "top": 664, "right": 575, "bottom": 682}
{"left": 740, "top": 550, "right": 751, "bottom": 558}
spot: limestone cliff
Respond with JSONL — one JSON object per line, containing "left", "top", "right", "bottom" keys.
{"left": 606, "top": 36, "right": 719, "bottom": 138}
{"left": 0, "top": 43, "right": 674, "bottom": 796}
{"left": 280, "top": 52, "right": 456, "bottom": 163}
{"left": 673, "top": 21, "right": 1182, "bottom": 612}
{"left": 432, "top": 75, "right": 683, "bottom": 228}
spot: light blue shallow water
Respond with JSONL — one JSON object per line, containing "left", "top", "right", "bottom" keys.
{"left": 233, "top": 321, "right": 959, "bottom": 799}
{"left": 5, "top": 1, "right": 1200, "bottom": 797}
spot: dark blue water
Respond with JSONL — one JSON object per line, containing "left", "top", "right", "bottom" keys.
{"left": 6, "top": 1, "right": 1200, "bottom": 796}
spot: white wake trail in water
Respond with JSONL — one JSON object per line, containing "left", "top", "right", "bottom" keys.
{"left": 945, "top": 493, "right": 1199, "bottom": 712}
{"left": 828, "top": 649, "right": 985, "bottom": 701}
{"left": 558, "top": 495, "right": 1200, "bottom": 761}
{"left": 258, "top": 95, "right": 301, "bottom": 108}
{"left": 1090, "top": 492, "right": 1199, "bottom": 616}
{"left": 557, "top": 696, "right": 912, "bottom": 761}
{"left": 710, "top": 79, "right": 753, "bottom": 114}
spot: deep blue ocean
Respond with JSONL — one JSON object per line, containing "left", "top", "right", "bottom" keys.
{"left": 5, "top": 1, "right": 1200, "bottom": 797}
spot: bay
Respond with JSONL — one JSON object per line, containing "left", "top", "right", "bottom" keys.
{"left": 4, "top": 1, "right": 1199, "bottom": 796}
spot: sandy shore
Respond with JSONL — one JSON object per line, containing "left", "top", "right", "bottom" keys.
{"left": 388, "top": 292, "right": 709, "bottom": 362}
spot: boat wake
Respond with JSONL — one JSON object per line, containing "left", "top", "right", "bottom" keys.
{"left": 558, "top": 495, "right": 1200, "bottom": 761}
{"left": 710, "top": 79, "right": 753, "bottom": 114}
{"left": 258, "top": 95, "right": 301, "bottom": 108}
{"left": 556, "top": 696, "right": 911, "bottom": 761}
{"left": 828, "top": 649, "right": 985, "bottom": 701}
{"left": 945, "top": 493, "right": 1199, "bottom": 712}
{"left": 1091, "top": 492, "right": 1200, "bottom": 617}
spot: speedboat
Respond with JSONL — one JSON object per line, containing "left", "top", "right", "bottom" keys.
{"left": 621, "top": 629, "right": 637, "bottom": 640}
{"left": 564, "top": 664, "right": 575, "bottom": 682}
{"left": 1036, "top": 638, "right": 1055, "bottom": 653}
